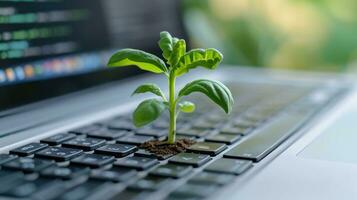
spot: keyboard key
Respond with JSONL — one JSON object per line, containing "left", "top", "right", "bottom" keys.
{"left": 112, "top": 189, "right": 150, "bottom": 200}
{"left": 71, "top": 154, "right": 115, "bottom": 168}
{"left": 187, "top": 142, "right": 227, "bottom": 156}
{"left": 220, "top": 126, "right": 252, "bottom": 136}
{"left": 57, "top": 180, "right": 114, "bottom": 200}
{"left": 3, "top": 157, "right": 54, "bottom": 173}
{"left": 205, "top": 133, "right": 241, "bottom": 144}
{"left": 95, "top": 143, "right": 136, "bottom": 157}
{"left": 204, "top": 158, "right": 252, "bottom": 175}
{"left": 0, "top": 154, "right": 18, "bottom": 165}
{"left": 149, "top": 163, "right": 192, "bottom": 178}
{"left": 2, "top": 177, "right": 64, "bottom": 199}
{"left": 169, "top": 183, "right": 218, "bottom": 198}
{"left": 10, "top": 143, "right": 48, "bottom": 156}
{"left": 224, "top": 112, "right": 308, "bottom": 162}
{"left": 189, "top": 171, "right": 235, "bottom": 185}
{"left": 26, "top": 178, "right": 67, "bottom": 200}
{"left": 90, "top": 168, "right": 136, "bottom": 182}
{"left": 177, "top": 128, "right": 211, "bottom": 137}
{"left": 40, "top": 133, "right": 76, "bottom": 145}
{"left": 62, "top": 137, "right": 106, "bottom": 151}
{"left": 135, "top": 127, "right": 166, "bottom": 138}
{"left": 69, "top": 124, "right": 102, "bottom": 134}
{"left": 134, "top": 149, "right": 173, "bottom": 160}
{"left": 114, "top": 156, "right": 159, "bottom": 170}
{"left": 35, "top": 147, "right": 83, "bottom": 161}
{"left": 116, "top": 134, "right": 154, "bottom": 145}
{"left": 169, "top": 153, "right": 211, "bottom": 167}
{"left": 87, "top": 128, "right": 128, "bottom": 140}
{"left": 40, "top": 166, "right": 90, "bottom": 179}
{"left": 232, "top": 118, "right": 258, "bottom": 128}
{"left": 129, "top": 176, "right": 170, "bottom": 191}
{"left": 192, "top": 119, "right": 221, "bottom": 129}
{"left": 0, "top": 170, "right": 25, "bottom": 194}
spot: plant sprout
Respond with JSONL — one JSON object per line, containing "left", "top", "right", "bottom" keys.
{"left": 108, "top": 31, "right": 233, "bottom": 144}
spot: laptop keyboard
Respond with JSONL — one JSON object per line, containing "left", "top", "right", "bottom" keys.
{"left": 0, "top": 82, "right": 347, "bottom": 200}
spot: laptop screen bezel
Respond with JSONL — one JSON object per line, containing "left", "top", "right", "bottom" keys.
{"left": 0, "top": 1, "right": 188, "bottom": 114}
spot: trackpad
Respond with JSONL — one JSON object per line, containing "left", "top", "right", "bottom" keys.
{"left": 299, "top": 111, "right": 357, "bottom": 163}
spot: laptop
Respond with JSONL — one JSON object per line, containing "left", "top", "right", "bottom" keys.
{"left": 0, "top": 1, "right": 356, "bottom": 200}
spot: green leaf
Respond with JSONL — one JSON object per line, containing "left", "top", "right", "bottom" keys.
{"left": 173, "top": 48, "right": 223, "bottom": 77}
{"left": 178, "top": 101, "right": 195, "bottom": 113}
{"left": 133, "top": 99, "right": 167, "bottom": 127}
{"left": 158, "top": 31, "right": 174, "bottom": 60}
{"left": 178, "top": 79, "right": 234, "bottom": 114}
{"left": 158, "top": 31, "right": 185, "bottom": 66}
{"left": 107, "top": 48, "right": 168, "bottom": 74}
{"left": 169, "top": 39, "right": 186, "bottom": 66}
{"left": 132, "top": 84, "right": 166, "bottom": 100}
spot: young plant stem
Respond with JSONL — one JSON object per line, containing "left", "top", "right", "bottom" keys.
{"left": 168, "top": 73, "right": 176, "bottom": 144}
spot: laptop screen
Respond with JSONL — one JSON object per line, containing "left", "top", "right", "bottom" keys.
{"left": 0, "top": 0, "right": 186, "bottom": 112}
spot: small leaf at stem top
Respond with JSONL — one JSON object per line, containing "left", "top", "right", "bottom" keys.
{"left": 158, "top": 31, "right": 174, "bottom": 61}
{"left": 133, "top": 99, "right": 167, "bottom": 127}
{"left": 108, "top": 48, "right": 168, "bottom": 74}
{"left": 178, "top": 79, "right": 234, "bottom": 114}
{"left": 178, "top": 101, "right": 196, "bottom": 113}
{"left": 173, "top": 48, "right": 223, "bottom": 77}
{"left": 169, "top": 39, "right": 186, "bottom": 66}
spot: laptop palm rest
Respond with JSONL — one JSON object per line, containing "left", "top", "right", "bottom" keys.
{"left": 299, "top": 110, "right": 357, "bottom": 164}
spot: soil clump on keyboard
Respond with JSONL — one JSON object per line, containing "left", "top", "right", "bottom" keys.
{"left": 140, "top": 139, "right": 196, "bottom": 156}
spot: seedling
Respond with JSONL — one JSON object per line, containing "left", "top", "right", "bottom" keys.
{"left": 108, "top": 31, "right": 233, "bottom": 144}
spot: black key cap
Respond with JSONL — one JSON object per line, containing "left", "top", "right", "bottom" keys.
{"left": 35, "top": 146, "right": 83, "bottom": 161}
{"left": 135, "top": 127, "right": 166, "bottom": 138}
{"left": 114, "top": 156, "right": 159, "bottom": 170}
{"left": 220, "top": 126, "right": 252, "bottom": 136}
{"left": 69, "top": 124, "right": 102, "bottom": 134}
{"left": 169, "top": 153, "right": 211, "bottom": 167}
{"left": 3, "top": 157, "right": 54, "bottom": 173}
{"left": 62, "top": 137, "right": 106, "bottom": 151}
{"left": 189, "top": 171, "right": 235, "bottom": 185}
{"left": 41, "top": 133, "right": 76, "bottom": 145}
{"left": 129, "top": 176, "right": 170, "bottom": 191}
{"left": 10, "top": 143, "right": 48, "bottom": 156}
{"left": 87, "top": 128, "right": 128, "bottom": 140}
{"left": 224, "top": 113, "right": 308, "bottom": 162}
{"left": 0, "top": 154, "right": 18, "bottom": 165}
{"left": 3, "top": 178, "right": 64, "bottom": 199}
{"left": 112, "top": 189, "right": 150, "bottom": 200}
{"left": 206, "top": 133, "right": 241, "bottom": 144}
{"left": 205, "top": 158, "right": 252, "bottom": 175}
{"left": 95, "top": 143, "right": 136, "bottom": 157}
{"left": 57, "top": 180, "right": 113, "bottom": 200}
{"left": 134, "top": 149, "right": 172, "bottom": 160}
{"left": 177, "top": 128, "right": 211, "bottom": 137}
{"left": 170, "top": 183, "right": 218, "bottom": 198}
{"left": 149, "top": 163, "right": 192, "bottom": 178}
{"left": 116, "top": 135, "right": 154, "bottom": 145}
{"left": 40, "top": 166, "right": 90, "bottom": 179}
{"left": 192, "top": 119, "right": 220, "bottom": 129}
{"left": 232, "top": 118, "right": 258, "bottom": 128}
{"left": 187, "top": 142, "right": 227, "bottom": 156}
{"left": 90, "top": 168, "right": 136, "bottom": 182}
{"left": 0, "top": 170, "right": 25, "bottom": 193}
{"left": 71, "top": 154, "right": 115, "bottom": 168}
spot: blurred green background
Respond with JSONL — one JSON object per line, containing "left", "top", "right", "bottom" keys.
{"left": 182, "top": 0, "right": 357, "bottom": 72}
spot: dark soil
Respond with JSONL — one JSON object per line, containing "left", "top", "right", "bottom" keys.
{"left": 140, "top": 139, "right": 196, "bottom": 156}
